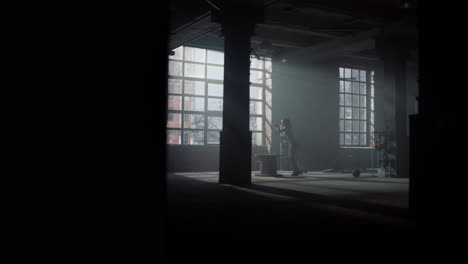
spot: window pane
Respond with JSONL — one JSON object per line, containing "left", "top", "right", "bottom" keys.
{"left": 250, "top": 86, "right": 263, "bottom": 99}
{"left": 340, "top": 81, "right": 344, "bottom": 93}
{"left": 250, "top": 117, "right": 263, "bottom": 131}
{"left": 340, "top": 133, "right": 344, "bottom": 145}
{"left": 169, "top": 46, "right": 183, "bottom": 60}
{"left": 353, "top": 95, "right": 359, "bottom": 107}
{"left": 345, "top": 68, "right": 351, "bottom": 80}
{"left": 370, "top": 98, "right": 374, "bottom": 111}
{"left": 265, "top": 89, "right": 272, "bottom": 106}
{"left": 360, "top": 109, "right": 367, "bottom": 120}
{"left": 208, "top": 83, "right": 223, "bottom": 97}
{"left": 250, "top": 57, "right": 263, "bottom": 69}
{"left": 167, "top": 130, "right": 181, "bottom": 144}
{"left": 352, "top": 134, "right": 359, "bottom": 145}
{"left": 168, "top": 95, "right": 182, "bottom": 110}
{"left": 370, "top": 112, "right": 375, "bottom": 123}
{"left": 207, "top": 65, "right": 224, "bottom": 80}
{"left": 265, "top": 59, "right": 272, "bottom": 72}
{"left": 353, "top": 120, "right": 359, "bottom": 132}
{"left": 252, "top": 132, "right": 263, "bottom": 146}
{"left": 183, "top": 114, "right": 204, "bottom": 129}
{"left": 250, "top": 101, "right": 263, "bottom": 115}
{"left": 207, "top": 116, "right": 222, "bottom": 130}
{"left": 265, "top": 123, "right": 272, "bottom": 141}
{"left": 340, "top": 107, "right": 344, "bottom": 119}
{"left": 339, "top": 68, "right": 344, "bottom": 79}
{"left": 169, "top": 61, "right": 183, "bottom": 76}
{"left": 345, "top": 133, "right": 352, "bottom": 145}
{"left": 207, "top": 50, "right": 224, "bottom": 65}
{"left": 371, "top": 71, "right": 375, "bottom": 84}
{"left": 360, "top": 121, "right": 367, "bottom": 132}
{"left": 207, "top": 98, "right": 223, "bottom": 111}
{"left": 250, "top": 70, "right": 263, "bottom": 84}
{"left": 345, "top": 94, "right": 351, "bottom": 106}
{"left": 340, "top": 120, "right": 344, "bottom": 132}
{"left": 353, "top": 108, "right": 359, "bottom": 119}
{"left": 265, "top": 105, "right": 272, "bottom": 123}
{"left": 352, "top": 82, "right": 359, "bottom": 94}
{"left": 360, "top": 96, "right": 366, "bottom": 107}
{"left": 360, "top": 133, "right": 366, "bottom": 145}
{"left": 345, "top": 120, "right": 352, "bottom": 132}
{"left": 207, "top": 131, "right": 220, "bottom": 144}
{"left": 184, "top": 47, "right": 205, "bottom": 62}
{"left": 183, "top": 130, "right": 204, "bottom": 145}
{"left": 184, "top": 80, "right": 205, "bottom": 95}
{"left": 339, "top": 94, "right": 344, "bottom": 106}
{"left": 345, "top": 107, "right": 352, "bottom": 119}
{"left": 184, "top": 96, "right": 205, "bottom": 111}
{"left": 371, "top": 84, "right": 374, "bottom": 97}
{"left": 360, "top": 70, "right": 366, "bottom": 82}
{"left": 360, "top": 83, "right": 366, "bottom": 95}
{"left": 168, "top": 78, "right": 182, "bottom": 94}
{"left": 266, "top": 72, "right": 272, "bottom": 89}
{"left": 167, "top": 113, "right": 181, "bottom": 128}
{"left": 352, "top": 69, "right": 359, "bottom": 81}
{"left": 184, "top": 63, "right": 205, "bottom": 78}
{"left": 344, "top": 81, "right": 351, "bottom": 93}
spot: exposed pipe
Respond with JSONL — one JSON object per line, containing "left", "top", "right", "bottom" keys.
{"left": 264, "top": 0, "right": 282, "bottom": 8}
{"left": 205, "top": 0, "right": 221, "bottom": 11}
{"left": 171, "top": 25, "right": 221, "bottom": 50}
{"left": 171, "top": 12, "right": 211, "bottom": 35}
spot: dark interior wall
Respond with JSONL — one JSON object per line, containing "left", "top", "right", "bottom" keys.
{"left": 271, "top": 54, "right": 418, "bottom": 171}
{"left": 271, "top": 59, "right": 340, "bottom": 170}
{"left": 167, "top": 145, "right": 220, "bottom": 172}
{"left": 167, "top": 145, "right": 268, "bottom": 172}
{"left": 407, "top": 65, "right": 419, "bottom": 116}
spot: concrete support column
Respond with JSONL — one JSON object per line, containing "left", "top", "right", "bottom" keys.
{"left": 218, "top": 3, "right": 260, "bottom": 186}
{"left": 393, "top": 53, "right": 409, "bottom": 178}
{"left": 378, "top": 37, "right": 410, "bottom": 178}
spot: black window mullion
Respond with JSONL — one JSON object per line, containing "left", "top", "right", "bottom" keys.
{"left": 263, "top": 66, "right": 267, "bottom": 147}
{"left": 204, "top": 51, "right": 208, "bottom": 145}
{"left": 181, "top": 59, "right": 185, "bottom": 145}
{"left": 366, "top": 69, "right": 371, "bottom": 147}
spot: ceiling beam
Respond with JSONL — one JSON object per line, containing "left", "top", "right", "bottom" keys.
{"left": 251, "top": 37, "right": 305, "bottom": 49}
{"left": 256, "top": 23, "right": 340, "bottom": 39}
{"left": 285, "top": 28, "right": 380, "bottom": 62}
{"left": 169, "top": 23, "right": 220, "bottom": 50}
{"left": 170, "top": 11, "right": 211, "bottom": 35}
{"left": 264, "top": 5, "right": 383, "bottom": 28}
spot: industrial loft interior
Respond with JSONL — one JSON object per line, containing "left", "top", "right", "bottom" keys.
{"left": 161, "top": 0, "right": 463, "bottom": 257}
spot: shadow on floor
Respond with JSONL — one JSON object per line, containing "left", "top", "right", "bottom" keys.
{"left": 249, "top": 183, "right": 409, "bottom": 219}
{"left": 166, "top": 173, "right": 418, "bottom": 258}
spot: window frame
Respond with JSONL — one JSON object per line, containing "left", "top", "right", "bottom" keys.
{"left": 167, "top": 46, "right": 272, "bottom": 147}
{"left": 338, "top": 66, "right": 375, "bottom": 148}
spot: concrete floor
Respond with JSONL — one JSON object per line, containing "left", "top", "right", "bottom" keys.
{"left": 166, "top": 171, "right": 417, "bottom": 259}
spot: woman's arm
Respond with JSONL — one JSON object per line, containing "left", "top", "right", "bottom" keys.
{"left": 274, "top": 124, "right": 284, "bottom": 134}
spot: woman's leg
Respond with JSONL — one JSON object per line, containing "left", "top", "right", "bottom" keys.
{"left": 290, "top": 144, "right": 299, "bottom": 174}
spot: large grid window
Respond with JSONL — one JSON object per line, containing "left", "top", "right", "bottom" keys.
{"left": 167, "top": 46, "right": 272, "bottom": 148}
{"left": 339, "top": 67, "right": 375, "bottom": 147}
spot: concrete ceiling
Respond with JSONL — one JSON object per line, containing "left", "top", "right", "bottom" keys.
{"left": 169, "top": 0, "right": 418, "bottom": 61}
